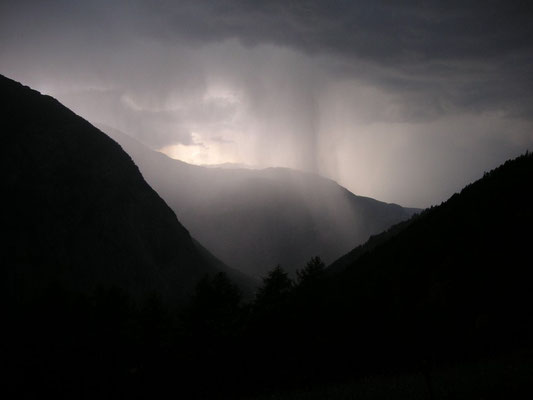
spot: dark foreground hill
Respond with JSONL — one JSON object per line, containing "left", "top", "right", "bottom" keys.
{"left": 237, "top": 152, "right": 533, "bottom": 397}
{"left": 0, "top": 74, "right": 246, "bottom": 305}
{"left": 102, "top": 126, "right": 417, "bottom": 277}
{"left": 324, "top": 151, "right": 533, "bottom": 368}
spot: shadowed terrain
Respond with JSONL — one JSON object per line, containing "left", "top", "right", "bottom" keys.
{"left": 0, "top": 74, "right": 248, "bottom": 305}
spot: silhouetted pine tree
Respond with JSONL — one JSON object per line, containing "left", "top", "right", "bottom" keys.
{"left": 296, "top": 256, "right": 326, "bottom": 286}
{"left": 254, "top": 265, "right": 293, "bottom": 315}
{"left": 183, "top": 272, "right": 243, "bottom": 338}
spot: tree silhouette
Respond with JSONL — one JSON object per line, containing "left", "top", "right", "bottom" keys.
{"left": 254, "top": 265, "right": 293, "bottom": 313}
{"left": 296, "top": 256, "right": 326, "bottom": 286}
{"left": 184, "top": 272, "right": 243, "bottom": 338}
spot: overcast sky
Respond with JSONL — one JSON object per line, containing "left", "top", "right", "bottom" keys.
{"left": 2, "top": 0, "right": 532, "bottom": 208}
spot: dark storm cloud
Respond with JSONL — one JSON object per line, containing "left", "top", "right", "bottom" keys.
{"left": 139, "top": 0, "right": 533, "bottom": 118}
{"left": 146, "top": 0, "right": 532, "bottom": 62}
{"left": 1, "top": 0, "right": 532, "bottom": 207}
{"left": 2, "top": 0, "right": 532, "bottom": 119}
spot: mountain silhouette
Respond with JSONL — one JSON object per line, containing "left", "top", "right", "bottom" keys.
{"left": 325, "top": 151, "right": 533, "bottom": 367}
{"left": 101, "top": 125, "right": 418, "bottom": 277}
{"left": 0, "top": 74, "right": 248, "bottom": 305}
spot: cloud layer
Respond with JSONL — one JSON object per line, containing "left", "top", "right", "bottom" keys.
{"left": 2, "top": 0, "right": 532, "bottom": 207}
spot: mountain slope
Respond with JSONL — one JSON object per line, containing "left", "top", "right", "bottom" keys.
{"left": 0, "top": 74, "right": 244, "bottom": 304}
{"left": 326, "top": 152, "right": 533, "bottom": 365}
{"left": 102, "top": 126, "right": 418, "bottom": 277}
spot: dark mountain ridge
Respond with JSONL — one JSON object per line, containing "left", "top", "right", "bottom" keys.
{"left": 324, "top": 151, "right": 533, "bottom": 368}
{"left": 0, "top": 74, "right": 246, "bottom": 305}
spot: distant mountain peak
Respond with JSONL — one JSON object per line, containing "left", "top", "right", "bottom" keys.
{"left": 100, "top": 124, "right": 419, "bottom": 277}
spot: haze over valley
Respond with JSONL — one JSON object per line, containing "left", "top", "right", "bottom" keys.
{"left": 102, "top": 125, "right": 417, "bottom": 277}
